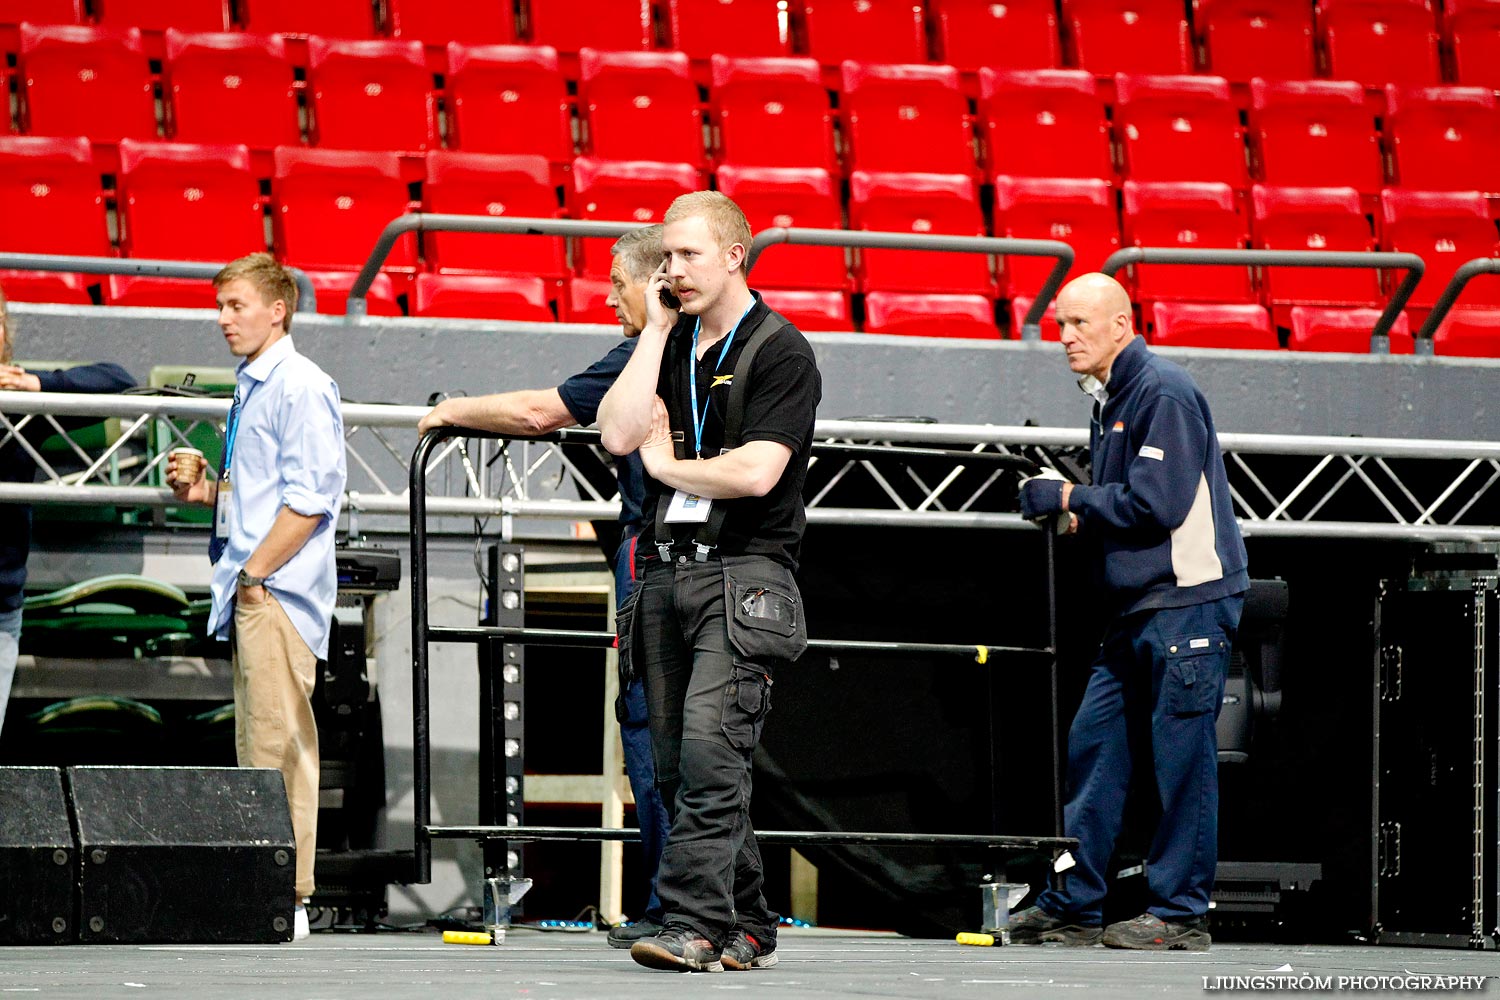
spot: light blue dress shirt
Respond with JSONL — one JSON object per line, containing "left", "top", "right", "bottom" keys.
{"left": 208, "top": 336, "right": 346, "bottom": 659}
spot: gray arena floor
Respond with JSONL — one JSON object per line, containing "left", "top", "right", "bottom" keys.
{"left": 1, "top": 929, "right": 1497, "bottom": 1000}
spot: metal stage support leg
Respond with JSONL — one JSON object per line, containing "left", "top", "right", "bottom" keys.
{"left": 479, "top": 544, "right": 527, "bottom": 942}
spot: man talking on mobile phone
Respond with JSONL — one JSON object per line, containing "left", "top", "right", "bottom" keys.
{"left": 599, "top": 192, "right": 821, "bottom": 974}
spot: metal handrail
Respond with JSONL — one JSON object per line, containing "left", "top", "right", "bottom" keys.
{"left": 0, "top": 252, "right": 318, "bottom": 313}
{"left": 347, "top": 214, "right": 650, "bottom": 316}
{"left": 1101, "top": 247, "right": 1425, "bottom": 353}
{"left": 748, "top": 227, "right": 1074, "bottom": 341}
{"left": 1415, "top": 257, "right": 1500, "bottom": 342}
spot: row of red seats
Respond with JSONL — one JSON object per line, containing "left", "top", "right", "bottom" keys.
{"left": 8, "top": 24, "right": 1500, "bottom": 198}
{"left": 4, "top": 0, "right": 1498, "bottom": 88}
{"left": 3, "top": 134, "right": 1496, "bottom": 310}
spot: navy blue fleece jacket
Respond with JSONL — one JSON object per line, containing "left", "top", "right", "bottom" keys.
{"left": 1067, "top": 337, "right": 1248, "bottom": 615}
{"left": 1, "top": 363, "right": 136, "bottom": 611}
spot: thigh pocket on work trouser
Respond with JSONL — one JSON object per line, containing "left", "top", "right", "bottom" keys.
{"left": 1161, "top": 632, "right": 1229, "bottom": 716}
{"left": 721, "top": 664, "right": 773, "bottom": 750}
{"left": 613, "top": 584, "right": 641, "bottom": 725}
{"left": 722, "top": 556, "right": 809, "bottom": 666}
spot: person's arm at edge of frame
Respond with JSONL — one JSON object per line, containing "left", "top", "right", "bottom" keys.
{"left": 598, "top": 263, "right": 675, "bottom": 456}
{"left": 418, "top": 387, "right": 577, "bottom": 438}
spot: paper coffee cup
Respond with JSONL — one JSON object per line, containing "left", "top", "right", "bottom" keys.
{"left": 168, "top": 447, "right": 205, "bottom": 487}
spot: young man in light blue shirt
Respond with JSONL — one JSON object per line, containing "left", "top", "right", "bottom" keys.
{"left": 168, "top": 253, "right": 346, "bottom": 941}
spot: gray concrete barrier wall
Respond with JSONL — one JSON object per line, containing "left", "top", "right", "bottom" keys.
{"left": 12, "top": 301, "right": 1499, "bottom": 441}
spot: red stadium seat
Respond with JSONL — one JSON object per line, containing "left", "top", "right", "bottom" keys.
{"left": 116, "top": 140, "right": 265, "bottom": 262}
{"left": 864, "top": 291, "right": 1000, "bottom": 338}
{"left": 932, "top": 0, "right": 1061, "bottom": 73}
{"left": 307, "top": 38, "right": 436, "bottom": 155}
{"left": 526, "top": 0, "right": 652, "bottom": 74}
{"left": 667, "top": 0, "right": 789, "bottom": 59}
{"left": 303, "top": 271, "right": 403, "bottom": 316}
{"left": 18, "top": 25, "right": 156, "bottom": 157}
{"left": 560, "top": 276, "right": 619, "bottom": 325}
{"left": 0, "top": 135, "right": 109, "bottom": 257}
{"left": 423, "top": 152, "right": 566, "bottom": 278}
{"left": 849, "top": 170, "right": 994, "bottom": 296}
{"left": 0, "top": 0, "right": 81, "bottom": 39}
{"left": 446, "top": 44, "right": 574, "bottom": 165}
{"left": 1198, "top": 0, "right": 1316, "bottom": 81}
{"left": 716, "top": 164, "right": 848, "bottom": 291}
{"left": 840, "top": 61, "right": 974, "bottom": 175}
{"left": 1448, "top": 0, "right": 1500, "bottom": 91}
{"left": 1122, "top": 180, "right": 1253, "bottom": 302}
{"left": 1386, "top": 86, "right": 1500, "bottom": 196}
{"left": 1251, "top": 185, "right": 1379, "bottom": 316}
{"left": 96, "top": 0, "right": 229, "bottom": 33}
{"left": 0, "top": 271, "right": 92, "bottom": 304}
{"left": 992, "top": 176, "right": 1120, "bottom": 298}
{"left": 1064, "top": 0, "right": 1193, "bottom": 76}
{"left": 1150, "top": 301, "right": 1279, "bottom": 349}
{"left": 412, "top": 273, "right": 555, "bottom": 322}
{"left": 579, "top": 49, "right": 704, "bottom": 168}
{"left": 1381, "top": 188, "right": 1500, "bottom": 310}
{"left": 1287, "top": 305, "right": 1415, "bottom": 352}
{"left": 758, "top": 288, "right": 853, "bottom": 330}
{"left": 104, "top": 274, "right": 218, "bottom": 308}
{"left": 164, "top": 31, "right": 300, "bottom": 164}
{"left": 239, "top": 0, "right": 377, "bottom": 39}
{"left": 979, "top": 69, "right": 1113, "bottom": 182}
{"left": 568, "top": 157, "right": 699, "bottom": 277}
{"left": 801, "top": 0, "right": 928, "bottom": 67}
{"left": 1249, "top": 78, "right": 1384, "bottom": 196}
{"left": 1009, "top": 296, "right": 1062, "bottom": 339}
{"left": 1319, "top": 0, "right": 1441, "bottom": 88}
{"left": 1115, "top": 74, "right": 1248, "bottom": 188}
{"left": 1429, "top": 307, "right": 1500, "bottom": 357}
{"left": 387, "top": 0, "right": 517, "bottom": 48}
{"left": 710, "top": 56, "right": 836, "bottom": 172}
{"left": 272, "top": 147, "right": 417, "bottom": 273}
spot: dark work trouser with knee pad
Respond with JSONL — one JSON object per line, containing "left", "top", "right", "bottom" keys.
{"left": 635, "top": 552, "right": 804, "bottom": 949}
{"left": 1037, "top": 592, "right": 1245, "bottom": 925}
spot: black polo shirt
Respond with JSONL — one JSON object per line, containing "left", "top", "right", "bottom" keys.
{"left": 643, "top": 292, "right": 821, "bottom": 570}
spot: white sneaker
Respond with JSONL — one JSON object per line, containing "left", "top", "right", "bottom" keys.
{"left": 293, "top": 904, "right": 310, "bottom": 941}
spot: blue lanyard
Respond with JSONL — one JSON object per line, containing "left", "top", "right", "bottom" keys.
{"left": 688, "top": 302, "right": 755, "bottom": 459}
{"left": 221, "top": 383, "right": 254, "bottom": 480}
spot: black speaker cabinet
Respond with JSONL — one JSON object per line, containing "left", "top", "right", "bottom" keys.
{"left": 0, "top": 767, "right": 74, "bottom": 944}
{"left": 1374, "top": 577, "right": 1500, "bottom": 949}
{"left": 70, "top": 766, "right": 296, "bottom": 943}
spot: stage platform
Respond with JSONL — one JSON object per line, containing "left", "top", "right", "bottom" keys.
{"left": 1, "top": 928, "right": 1494, "bottom": 999}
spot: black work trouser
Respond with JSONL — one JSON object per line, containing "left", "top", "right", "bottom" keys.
{"left": 636, "top": 552, "right": 797, "bottom": 949}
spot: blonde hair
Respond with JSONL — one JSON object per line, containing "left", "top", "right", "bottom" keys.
{"left": 663, "top": 191, "right": 752, "bottom": 253}
{"left": 610, "top": 224, "right": 664, "bottom": 283}
{"left": 0, "top": 284, "right": 11, "bottom": 365}
{"left": 213, "top": 253, "right": 299, "bottom": 333}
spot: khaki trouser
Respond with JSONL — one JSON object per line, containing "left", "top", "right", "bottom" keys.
{"left": 234, "top": 590, "right": 320, "bottom": 900}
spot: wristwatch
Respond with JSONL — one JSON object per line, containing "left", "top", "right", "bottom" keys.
{"left": 237, "top": 569, "right": 269, "bottom": 589}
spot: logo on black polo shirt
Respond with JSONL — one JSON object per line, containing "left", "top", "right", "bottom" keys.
{"left": 711, "top": 374, "right": 735, "bottom": 388}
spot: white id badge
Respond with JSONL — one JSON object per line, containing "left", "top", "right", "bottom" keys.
{"left": 664, "top": 488, "right": 712, "bottom": 523}
{"left": 214, "top": 479, "right": 233, "bottom": 539}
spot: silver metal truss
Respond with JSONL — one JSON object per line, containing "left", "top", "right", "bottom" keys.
{"left": 5, "top": 390, "right": 1500, "bottom": 541}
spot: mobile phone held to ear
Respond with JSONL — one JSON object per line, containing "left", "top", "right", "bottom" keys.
{"left": 659, "top": 286, "right": 681, "bottom": 310}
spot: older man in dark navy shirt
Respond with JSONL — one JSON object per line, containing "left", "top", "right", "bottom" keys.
{"left": 419, "top": 226, "right": 672, "bottom": 947}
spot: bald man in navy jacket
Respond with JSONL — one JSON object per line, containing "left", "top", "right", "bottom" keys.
{"left": 1010, "top": 273, "right": 1248, "bottom": 952}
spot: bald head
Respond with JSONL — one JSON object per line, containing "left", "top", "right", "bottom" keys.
{"left": 1054, "top": 272, "right": 1136, "bottom": 381}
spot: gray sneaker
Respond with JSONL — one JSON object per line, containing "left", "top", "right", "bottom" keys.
{"left": 1102, "top": 912, "right": 1210, "bottom": 951}
{"left": 629, "top": 924, "right": 724, "bottom": 972}
{"left": 1007, "top": 905, "right": 1103, "bottom": 946}
{"left": 720, "top": 929, "right": 778, "bottom": 970}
